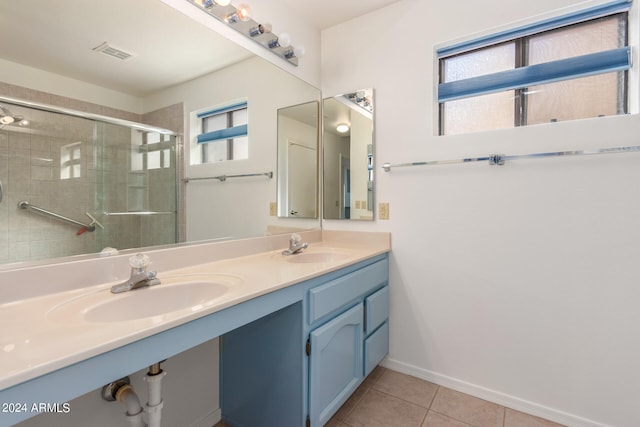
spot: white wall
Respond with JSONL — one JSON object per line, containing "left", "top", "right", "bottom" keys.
{"left": 0, "top": 58, "right": 143, "bottom": 113}
{"left": 322, "top": 1, "right": 640, "bottom": 426}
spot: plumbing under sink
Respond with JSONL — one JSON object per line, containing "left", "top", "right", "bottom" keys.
{"left": 47, "top": 274, "right": 243, "bottom": 323}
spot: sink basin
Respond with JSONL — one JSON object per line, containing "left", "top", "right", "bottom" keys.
{"left": 284, "top": 249, "right": 352, "bottom": 264}
{"left": 48, "top": 274, "right": 243, "bottom": 323}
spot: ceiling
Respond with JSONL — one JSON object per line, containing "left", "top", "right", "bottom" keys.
{"left": 0, "top": 0, "right": 254, "bottom": 97}
{"left": 0, "top": 0, "right": 400, "bottom": 97}
{"left": 280, "top": 0, "right": 402, "bottom": 29}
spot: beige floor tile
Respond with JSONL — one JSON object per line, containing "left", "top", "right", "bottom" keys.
{"left": 372, "top": 369, "right": 439, "bottom": 407}
{"left": 423, "top": 411, "right": 474, "bottom": 427}
{"left": 362, "top": 365, "right": 388, "bottom": 388}
{"left": 430, "top": 388, "right": 504, "bottom": 427}
{"left": 345, "top": 389, "right": 428, "bottom": 427}
{"left": 504, "top": 408, "right": 566, "bottom": 427}
{"left": 324, "top": 418, "right": 351, "bottom": 427}
{"left": 332, "top": 384, "right": 369, "bottom": 421}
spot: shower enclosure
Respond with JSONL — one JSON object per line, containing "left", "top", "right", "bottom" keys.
{"left": 0, "top": 100, "right": 178, "bottom": 265}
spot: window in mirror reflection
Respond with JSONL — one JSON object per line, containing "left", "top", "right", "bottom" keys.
{"left": 60, "top": 142, "right": 82, "bottom": 179}
{"left": 195, "top": 101, "right": 249, "bottom": 164}
{"left": 132, "top": 132, "right": 172, "bottom": 171}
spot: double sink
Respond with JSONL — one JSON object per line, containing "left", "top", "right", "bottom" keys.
{"left": 46, "top": 247, "right": 352, "bottom": 324}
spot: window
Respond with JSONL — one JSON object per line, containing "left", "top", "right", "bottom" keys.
{"left": 196, "top": 102, "right": 248, "bottom": 163}
{"left": 438, "top": 0, "right": 631, "bottom": 135}
{"left": 60, "top": 142, "right": 82, "bottom": 179}
{"left": 131, "top": 131, "right": 172, "bottom": 171}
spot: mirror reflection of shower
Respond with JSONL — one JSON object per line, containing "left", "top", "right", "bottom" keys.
{"left": 0, "top": 99, "right": 178, "bottom": 265}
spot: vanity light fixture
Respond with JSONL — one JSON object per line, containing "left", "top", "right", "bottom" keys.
{"left": 187, "top": 0, "right": 304, "bottom": 66}
{"left": 268, "top": 32, "right": 291, "bottom": 49}
{"left": 249, "top": 23, "right": 272, "bottom": 37}
{"left": 285, "top": 46, "right": 306, "bottom": 59}
{"left": 336, "top": 123, "right": 350, "bottom": 133}
{"left": 0, "top": 105, "right": 29, "bottom": 128}
{"left": 345, "top": 91, "right": 374, "bottom": 114}
{"left": 225, "top": 3, "right": 251, "bottom": 23}
{"left": 201, "top": 0, "right": 231, "bottom": 7}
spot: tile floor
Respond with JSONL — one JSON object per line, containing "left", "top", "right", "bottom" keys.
{"left": 327, "top": 367, "right": 565, "bottom": 427}
{"left": 215, "top": 367, "right": 566, "bottom": 427}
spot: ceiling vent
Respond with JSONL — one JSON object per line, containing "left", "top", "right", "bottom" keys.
{"left": 92, "top": 42, "right": 136, "bottom": 61}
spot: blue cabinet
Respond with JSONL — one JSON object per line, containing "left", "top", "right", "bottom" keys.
{"left": 220, "top": 255, "right": 389, "bottom": 427}
{"left": 307, "top": 257, "right": 389, "bottom": 426}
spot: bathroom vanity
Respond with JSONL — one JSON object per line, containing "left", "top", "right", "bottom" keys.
{"left": 222, "top": 254, "right": 389, "bottom": 427}
{"left": 0, "top": 231, "right": 390, "bottom": 427}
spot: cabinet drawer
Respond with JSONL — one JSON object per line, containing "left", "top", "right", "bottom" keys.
{"left": 364, "top": 321, "right": 389, "bottom": 376}
{"left": 308, "top": 259, "right": 388, "bottom": 324}
{"left": 365, "top": 286, "right": 389, "bottom": 335}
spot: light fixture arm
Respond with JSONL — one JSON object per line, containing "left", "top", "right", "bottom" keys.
{"left": 187, "top": 0, "right": 303, "bottom": 66}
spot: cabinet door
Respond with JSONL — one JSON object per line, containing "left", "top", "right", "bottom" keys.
{"left": 309, "top": 304, "right": 364, "bottom": 427}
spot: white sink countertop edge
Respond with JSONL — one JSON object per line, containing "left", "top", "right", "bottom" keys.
{"left": 0, "top": 231, "right": 391, "bottom": 390}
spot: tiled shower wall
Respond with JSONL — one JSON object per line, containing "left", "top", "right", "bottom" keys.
{"left": 0, "top": 82, "right": 183, "bottom": 265}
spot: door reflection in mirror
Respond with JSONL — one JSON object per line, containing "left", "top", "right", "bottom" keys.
{"left": 277, "top": 101, "right": 319, "bottom": 219}
{"left": 323, "top": 89, "right": 374, "bottom": 220}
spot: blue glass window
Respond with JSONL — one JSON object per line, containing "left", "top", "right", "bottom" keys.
{"left": 438, "top": 1, "right": 630, "bottom": 135}
{"left": 197, "top": 101, "right": 248, "bottom": 162}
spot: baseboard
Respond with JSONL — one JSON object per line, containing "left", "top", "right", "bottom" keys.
{"left": 188, "top": 407, "right": 221, "bottom": 427}
{"left": 380, "top": 358, "right": 610, "bottom": 427}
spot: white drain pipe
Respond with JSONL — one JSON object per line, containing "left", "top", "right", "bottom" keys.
{"left": 144, "top": 363, "right": 166, "bottom": 427}
{"left": 115, "top": 384, "right": 145, "bottom": 427}
{"left": 105, "top": 361, "right": 166, "bottom": 427}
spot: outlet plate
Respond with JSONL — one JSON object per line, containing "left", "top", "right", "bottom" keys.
{"left": 379, "top": 202, "right": 389, "bottom": 220}
{"left": 269, "top": 202, "right": 277, "bottom": 216}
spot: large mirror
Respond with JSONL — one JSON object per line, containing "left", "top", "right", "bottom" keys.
{"left": 0, "top": 0, "right": 320, "bottom": 268}
{"left": 323, "top": 89, "right": 374, "bottom": 220}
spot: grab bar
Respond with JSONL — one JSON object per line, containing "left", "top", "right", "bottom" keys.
{"left": 18, "top": 201, "right": 103, "bottom": 234}
{"left": 183, "top": 171, "right": 273, "bottom": 183}
{"left": 382, "top": 145, "right": 640, "bottom": 171}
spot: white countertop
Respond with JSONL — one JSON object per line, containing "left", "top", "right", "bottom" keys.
{"left": 0, "top": 231, "right": 390, "bottom": 391}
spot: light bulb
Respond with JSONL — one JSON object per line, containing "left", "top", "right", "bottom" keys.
{"left": 249, "top": 23, "right": 272, "bottom": 37}
{"left": 226, "top": 3, "right": 251, "bottom": 23}
{"left": 285, "top": 44, "right": 306, "bottom": 59}
{"left": 213, "top": 0, "right": 231, "bottom": 5}
{"left": 336, "top": 123, "right": 350, "bottom": 133}
{"left": 278, "top": 32, "right": 291, "bottom": 48}
{"left": 0, "top": 116, "right": 14, "bottom": 125}
{"left": 293, "top": 45, "right": 305, "bottom": 58}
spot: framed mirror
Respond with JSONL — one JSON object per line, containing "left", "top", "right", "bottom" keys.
{"left": 0, "top": 0, "right": 321, "bottom": 268}
{"left": 323, "top": 89, "right": 374, "bottom": 220}
{"left": 277, "top": 101, "right": 319, "bottom": 218}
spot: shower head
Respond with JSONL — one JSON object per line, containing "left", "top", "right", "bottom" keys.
{"left": 0, "top": 105, "right": 29, "bottom": 127}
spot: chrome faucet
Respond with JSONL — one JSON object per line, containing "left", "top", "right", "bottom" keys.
{"left": 282, "top": 233, "right": 308, "bottom": 256}
{"left": 111, "top": 253, "right": 161, "bottom": 294}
